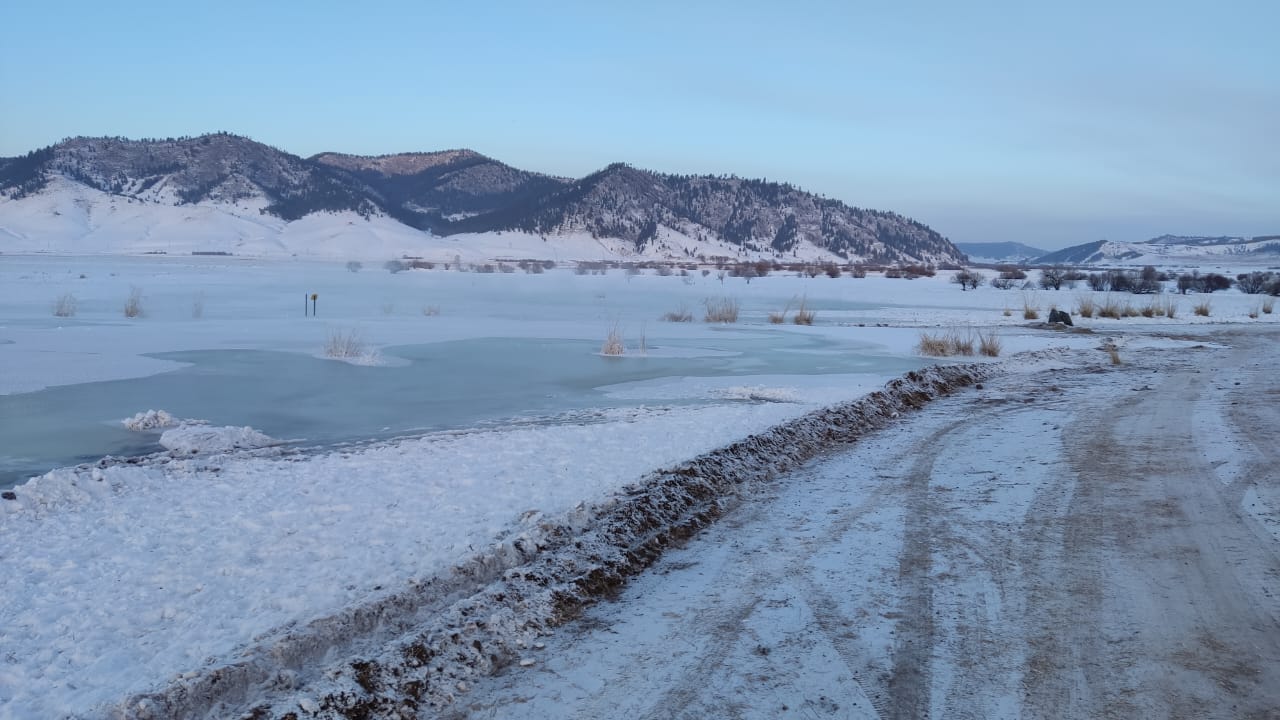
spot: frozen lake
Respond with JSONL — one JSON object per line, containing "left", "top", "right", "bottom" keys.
{"left": 0, "top": 256, "right": 939, "bottom": 487}
{"left": 0, "top": 334, "right": 924, "bottom": 486}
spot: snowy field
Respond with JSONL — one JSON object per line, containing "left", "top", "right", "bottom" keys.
{"left": 0, "top": 255, "right": 1277, "bottom": 718}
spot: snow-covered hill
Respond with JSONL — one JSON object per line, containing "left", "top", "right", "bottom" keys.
{"left": 1035, "top": 236, "right": 1280, "bottom": 266}
{"left": 954, "top": 241, "right": 1049, "bottom": 264}
{"left": 0, "top": 178, "right": 854, "bottom": 262}
{"left": 0, "top": 134, "right": 965, "bottom": 264}
{"left": 0, "top": 177, "right": 432, "bottom": 260}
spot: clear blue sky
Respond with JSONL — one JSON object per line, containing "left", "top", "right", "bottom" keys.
{"left": 2, "top": 0, "right": 1276, "bottom": 249}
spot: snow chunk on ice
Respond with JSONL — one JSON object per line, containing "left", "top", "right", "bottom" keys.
{"left": 158, "top": 425, "right": 278, "bottom": 454}
{"left": 122, "top": 409, "right": 180, "bottom": 431}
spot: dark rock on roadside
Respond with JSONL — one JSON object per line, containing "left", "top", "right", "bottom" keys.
{"left": 1048, "top": 308, "right": 1073, "bottom": 325}
{"left": 1027, "top": 322, "right": 1093, "bottom": 334}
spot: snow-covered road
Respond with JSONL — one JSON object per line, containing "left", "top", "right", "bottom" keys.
{"left": 459, "top": 328, "right": 1280, "bottom": 720}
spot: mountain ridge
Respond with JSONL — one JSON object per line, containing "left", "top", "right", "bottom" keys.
{"left": 953, "top": 241, "right": 1049, "bottom": 263}
{"left": 1034, "top": 236, "right": 1280, "bottom": 266}
{"left": 0, "top": 133, "right": 962, "bottom": 264}
{"left": 310, "top": 149, "right": 491, "bottom": 176}
{"left": 0, "top": 133, "right": 383, "bottom": 221}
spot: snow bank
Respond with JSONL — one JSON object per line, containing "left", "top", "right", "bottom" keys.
{"left": 0, "top": 466, "right": 121, "bottom": 517}
{"left": 158, "top": 424, "right": 278, "bottom": 454}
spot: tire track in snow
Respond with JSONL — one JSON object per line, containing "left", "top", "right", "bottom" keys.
{"left": 635, "top": 467, "right": 910, "bottom": 720}
{"left": 884, "top": 419, "right": 964, "bottom": 719}
{"left": 1032, "top": 333, "right": 1280, "bottom": 719}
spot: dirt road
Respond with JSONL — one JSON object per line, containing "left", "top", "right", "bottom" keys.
{"left": 457, "top": 329, "right": 1280, "bottom": 719}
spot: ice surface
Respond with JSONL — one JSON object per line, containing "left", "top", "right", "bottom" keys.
{"left": 0, "top": 257, "right": 950, "bottom": 485}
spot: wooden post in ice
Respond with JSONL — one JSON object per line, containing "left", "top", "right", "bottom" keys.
{"left": 304, "top": 293, "right": 309, "bottom": 317}
{"left": 311, "top": 293, "right": 318, "bottom": 317}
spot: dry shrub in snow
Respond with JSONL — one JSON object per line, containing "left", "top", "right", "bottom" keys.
{"left": 917, "top": 330, "right": 999, "bottom": 357}
{"left": 916, "top": 332, "right": 951, "bottom": 356}
{"left": 793, "top": 297, "right": 815, "bottom": 325}
{"left": 1075, "top": 296, "right": 1095, "bottom": 318}
{"left": 325, "top": 329, "right": 366, "bottom": 358}
{"left": 949, "top": 333, "right": 975, "bottom": 356}
{"left": 978, "top": 331, "right": 1002, "bottom": 357}
{"left": 601, "top": 326, "right": 625, "bottom": 356}
{"left": 123, "top": 286, "right": 144, "bottom": 318}
{"left": 1194, "top": 300, "right": 1211, "bottom": 317}
{"left": 917, "top": 330, "right": 975, "bottom": 357}
{"left": 703, "top": 297, "right": 739, "bottom": 323}
{"left": 52, "top": 293, "right": 77, "bottom": 317}
{"left": 1143, "top": 295, "right": 1177, "bottom": 318}
{"left": 1021, "top": 293, "right": 1039, "bottom": 320}
{"left": 768, "top": 297, "right": 793, "bottom": 324}
{"left": 1261, "top": 297, "right": 1274, "bottom": 314}
{"left": 661, "top": 306, "right": 693, "bottom": 322}
{"left": 1097, "top": 295, "right": 1130, "bottom": 319}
